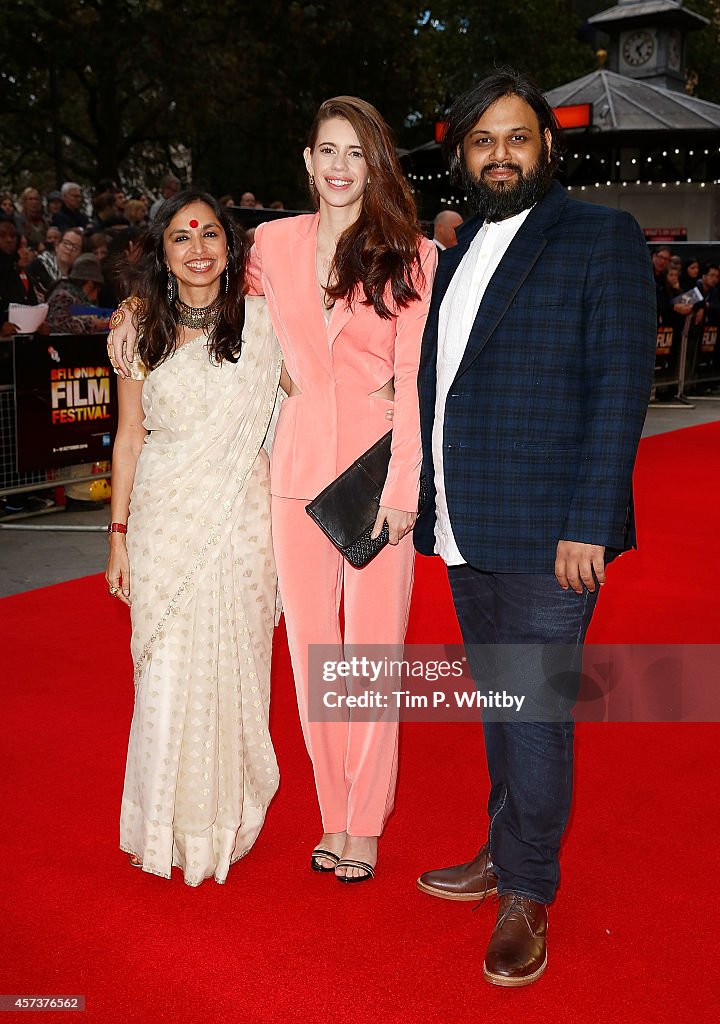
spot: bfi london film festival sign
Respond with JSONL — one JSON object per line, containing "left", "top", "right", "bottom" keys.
{"left": 14, "top": 332, "right": 118, "bottom": 472}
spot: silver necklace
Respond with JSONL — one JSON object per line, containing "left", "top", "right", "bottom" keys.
{"left": 176, "top": 295, "right": 222, "bottom": 329}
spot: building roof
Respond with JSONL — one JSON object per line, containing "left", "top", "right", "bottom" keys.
{"left": 545, "top": 69, "right": 720, "bottom": 130}
{"left": 588, "top": 1, "right": 708, "bottom": 28}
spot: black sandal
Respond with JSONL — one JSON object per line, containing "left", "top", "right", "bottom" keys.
{"left": 311, "top": 848, "right": 340, "bottom": 873}
{"left": 335, "top": 859, "right": 375, "bottom": 884}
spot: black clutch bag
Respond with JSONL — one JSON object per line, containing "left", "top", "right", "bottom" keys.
{"left": 305, "top": 431, "right": 426, "bottom": 569}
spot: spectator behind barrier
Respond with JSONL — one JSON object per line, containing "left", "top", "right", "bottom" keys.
{"left": 0, "top": 195, "right": 15, "bottom": 218}
{"left": 87, "top": 232, "right": 111, "bottom": 262}
{"left": 123, "top": 198, "right": 148, "bottom": 228}
{"left": 52, "top": 182, "right": 90, "bottom": 232}
{"left": 681, "top": 257, "right": 700, "bottom": 291}
{"left": 26, "top": 226, "right": 83, "bottom": 302}
{"left": 46, "top": 191, "right": 63, "bottom": 221}
{"left": 99, "top": 227, "right": 143, "bottom": 308}
{"left": 432, "top": 209, "right": 463, "bottom": 250}
{"left": 15, "top": 188, "right": 47, "bottom": 249}
{"left": 91, "top": 192, "right": 123, "bottom": 233}
{"left": 148, "top": 174, "right": 181, "bottom": 221}
{"left": 0, "top": 220, "right": 36, "bottom": 335}
{"left": 46, "top": 253, "right": 108, "bottom": 334}
{"left": 697, "top": 263, "right": 720, "bottom": 315}
{"left": 45, "top": 225, "right": 62, "bottom": 252}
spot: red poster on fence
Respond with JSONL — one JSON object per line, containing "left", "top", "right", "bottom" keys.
{"left": 13, "top": 333, "right": 118, "bottom": 472}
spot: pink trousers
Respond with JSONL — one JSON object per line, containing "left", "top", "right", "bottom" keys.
{"left": 271, "top": 496, "right": 415, "bottom": 836}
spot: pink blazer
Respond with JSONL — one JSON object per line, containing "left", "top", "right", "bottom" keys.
{"left": 248, "top": 214, "right": 437, "bottom": 511}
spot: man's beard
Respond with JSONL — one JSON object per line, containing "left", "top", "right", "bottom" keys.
{"left": 460, "top": 153, "right": 553, "bottom": 222}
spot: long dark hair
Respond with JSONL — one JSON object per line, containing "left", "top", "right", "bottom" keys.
{"left": 126, "top": 190, "right": 247, "bottom": 370}
{"left": 307, "top": 96, "right": 423, "bottom": 320}
{"left": 442, "top": 68, "right": 564, "bottom": 185}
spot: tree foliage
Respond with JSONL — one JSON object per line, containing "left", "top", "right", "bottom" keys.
{"left": 1, "top": 0, "right": 598, "bottom": 200}
{"left": 685, "top": 0, "right": 720, "bottom": 103}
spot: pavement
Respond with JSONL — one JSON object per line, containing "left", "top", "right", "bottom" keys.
{"left": 1, "top": 401, "right": 718, "bottom": 599}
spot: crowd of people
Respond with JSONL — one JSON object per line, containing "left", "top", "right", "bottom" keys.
{"left": 0, "top": 177, "right": 285, "bottom": 336}
{"left": 650, "top": 245, "right": 720, "bottom": 393}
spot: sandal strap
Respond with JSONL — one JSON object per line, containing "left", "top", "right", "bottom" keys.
{"left": 336, "top": 859, "right": 375, "bottom": 877}
{"left": 311, "top": 848, "right": 340, "bottom": 864}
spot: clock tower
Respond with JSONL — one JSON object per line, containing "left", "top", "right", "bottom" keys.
{"left": 589, "top": 0, "right": 708, "bottom": 93}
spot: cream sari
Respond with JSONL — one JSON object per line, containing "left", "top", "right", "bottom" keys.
{"left": 119, "top": 296, "right": 281, "bottom": 885}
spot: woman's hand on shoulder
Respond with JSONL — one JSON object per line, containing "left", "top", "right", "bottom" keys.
{"left": 108, "top": 299, "right": 142, "bottom": 377}
{"left": 371, "top": 506, "right": 417, "bottom": 545}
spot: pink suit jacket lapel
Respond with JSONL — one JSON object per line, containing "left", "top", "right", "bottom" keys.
{"left": 290, "top": 213, "right": 333, "bottom": 377}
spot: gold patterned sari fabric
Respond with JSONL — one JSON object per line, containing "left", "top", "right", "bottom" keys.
{"left": 119, "top": 296, "right": 282, "bottom": 885}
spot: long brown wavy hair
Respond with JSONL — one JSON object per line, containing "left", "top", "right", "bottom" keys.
{"left": 124, "top": 190, "right": 247, "bottom": 370}
{"left": 307, "top": 96, "right": 423, "bottom": 320}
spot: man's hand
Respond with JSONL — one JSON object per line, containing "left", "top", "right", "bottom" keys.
{"left": 109, "top": 301, "right": 141, "bottom": 376}
{"left": 555, "top": 540, "right": 606, "bottom": 594}
{"left": 371, "top": 506, "right": 417, "bottom": 545}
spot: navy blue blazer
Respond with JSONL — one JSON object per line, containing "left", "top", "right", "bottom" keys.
{"left": 414, "top": 182, "right": 657, "bottom": 572}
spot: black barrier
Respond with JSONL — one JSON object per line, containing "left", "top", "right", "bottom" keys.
{"left": 12, "top": 333, "right": 117, "bottom": 473}
{"left": 685, "top": 314, "right": 719, "bottom": 394}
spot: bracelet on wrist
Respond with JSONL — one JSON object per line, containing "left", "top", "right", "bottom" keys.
{"left": 108, "top": 522, "right": 128, "bottom": 536}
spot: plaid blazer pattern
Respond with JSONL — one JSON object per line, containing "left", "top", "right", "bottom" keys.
{"left": 414, "top": 182, "right": 657, "bottom": 573}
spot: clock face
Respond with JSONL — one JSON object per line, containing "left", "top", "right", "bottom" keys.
{"left": 622, "top": 30, "right": 656, "bottom": 68}
{"left": 668, "top": 30, "right": 682, "bottom": 72}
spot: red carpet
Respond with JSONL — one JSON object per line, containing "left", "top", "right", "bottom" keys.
{"left": 1, "top": 424, "right": 719, "bottom": 1022}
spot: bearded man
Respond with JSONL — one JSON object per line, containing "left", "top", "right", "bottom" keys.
{"left": 414, "top": 69, "right": 656, "bottom": 987}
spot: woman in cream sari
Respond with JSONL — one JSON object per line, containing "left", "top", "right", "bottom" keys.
{"left": 106, "top": 191, "right": 281, "bottom": 886}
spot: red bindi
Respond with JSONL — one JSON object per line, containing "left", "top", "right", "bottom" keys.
{"left": 189, "top": 219, "right": 199, "bottom": 228}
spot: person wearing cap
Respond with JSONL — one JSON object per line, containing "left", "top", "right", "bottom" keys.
{"left": 46, "top": 253, "right": 108, "bottom": 334}
{"left": 46, "top": 190, "right": 64, "bottom": 220}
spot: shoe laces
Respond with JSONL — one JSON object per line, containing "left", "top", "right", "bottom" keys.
{"left": 470, "top": 844, "right": 493, "bottom": 913}
{"left": 493, "top": 893, "right": 539, "bottom": 935}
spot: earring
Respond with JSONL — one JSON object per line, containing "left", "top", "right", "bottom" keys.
{"left": 309, "top": 175, "right": 315, "bottom": 188}
{"left": 166, "top": 269, "right": 176, "bottom": 302}
{"left": 224, "top": 265, "right": 229, "bottom": 292}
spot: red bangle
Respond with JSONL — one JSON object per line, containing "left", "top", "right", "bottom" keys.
{"left": 108, "top": 522, "right": 128, "bottom": 535}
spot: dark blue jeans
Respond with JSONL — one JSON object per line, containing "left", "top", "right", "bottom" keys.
{"left": 447, "top": 565, "right": 599, "bottom": 904}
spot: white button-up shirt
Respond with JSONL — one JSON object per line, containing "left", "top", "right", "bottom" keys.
{"left": 432, "top": 207, "right": 533, "bottom": 565}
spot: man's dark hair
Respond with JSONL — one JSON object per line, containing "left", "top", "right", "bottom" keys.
{"left": 700, "top": 262, "right": 719, "bottom": 276}
{"left": 442, "top": 67, "right": 563, "bottom": 184}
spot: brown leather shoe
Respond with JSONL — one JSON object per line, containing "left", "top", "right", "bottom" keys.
{"left": 483, "top": 893, "right": 548, "bottom": 987}
{"left": 416, "top": 844, "right": 498, "bottom": 902}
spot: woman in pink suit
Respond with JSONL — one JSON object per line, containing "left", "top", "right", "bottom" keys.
{"left": 251, "top": 97, "right": 436, "bottom": 881}
{"left": 109, "top": 97, "right": 436, "bottom": 882}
